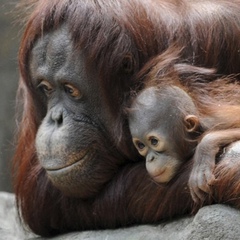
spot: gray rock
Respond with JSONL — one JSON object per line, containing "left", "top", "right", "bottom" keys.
{"left": 1, "top": 192, "right": 240, "bottom": 240}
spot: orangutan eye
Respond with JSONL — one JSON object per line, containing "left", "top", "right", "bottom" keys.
{"left": 64, "top": 84, "right": 82, "bottom": 99}
{"left": 37, "top": 80, "right": 54, "bottom": 97}
{"left": 150, "top": 137, "right": 159, "bottom": 146}
{"left": 136, "top": 141, "right": 145, "bottom": 150}
{"left": 147, "top": 134, "right": 166, "bottom": 152}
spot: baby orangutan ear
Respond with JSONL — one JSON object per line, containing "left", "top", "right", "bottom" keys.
{"left": 184, "top": 115, "right": 200, "bottom": 132}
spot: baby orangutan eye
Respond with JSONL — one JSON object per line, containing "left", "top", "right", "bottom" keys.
{"left": 147, "top": 135, "right": 166, "bottom": 152}
{"left": 136, "top": 141, "right": 145, "bottom": 150}
{"left": 150, "top": 137, "right": 159, "bottom": 146}
{"left": 132, "top": 138, "right": 148, "bottom": 156}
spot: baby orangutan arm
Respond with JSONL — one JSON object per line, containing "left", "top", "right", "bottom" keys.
{"left": 189, "top": 128, "right": 240, "bottom": 204}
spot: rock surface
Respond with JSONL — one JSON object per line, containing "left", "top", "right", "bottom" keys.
{"left": 1, "top": 191, "right": 240, "bottom": 240}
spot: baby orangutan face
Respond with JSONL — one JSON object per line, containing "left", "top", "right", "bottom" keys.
{"left": 129, "top": 86, "right": 199, "bottom": 183}
{"left": 132, "top": 132, "right": 182, "bottom": 183}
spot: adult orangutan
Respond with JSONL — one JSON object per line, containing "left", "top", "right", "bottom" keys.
{"left": 14, "top": 0, "right": 240, "bottom": 237}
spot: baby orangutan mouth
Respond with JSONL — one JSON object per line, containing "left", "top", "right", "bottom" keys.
{"left": 151, "top": 168, "right": 166, "bottom": 179}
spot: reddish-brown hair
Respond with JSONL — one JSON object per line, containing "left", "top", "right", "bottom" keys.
{"left": 14, "top": 0, "right": 240, "bottom": 236}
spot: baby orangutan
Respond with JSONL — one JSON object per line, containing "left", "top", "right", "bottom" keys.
{"left": 128, "top": 85, "right": 200, "bottom": 183}
{"left": 129, "top": 83, "right": 240, "bottom": 203}
{"left": 128, "top": 51, "right": 240, "bottom": 204}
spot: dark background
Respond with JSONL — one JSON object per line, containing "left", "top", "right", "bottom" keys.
{"left": 0, "top": 0, "right": 20, "bottom": 192}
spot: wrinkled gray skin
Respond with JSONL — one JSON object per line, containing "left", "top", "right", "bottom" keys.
{"left": 31, "top": 26, "right": 128, "bottom": 198}
{"left": 129, "top": 86, "right": 197, "bottom": 183}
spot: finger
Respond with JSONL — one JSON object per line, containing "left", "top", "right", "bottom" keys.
{"left": 204, "top": 158, "right": 215, "bottom": 183}
{"left": 189, "top": 170, "right": 207, "bottom": 203}
{"left": 191, "top": 171, "right": 209, "bottom": 202}
{"left": 188, "top": 175, "right": 198, "bottom": 203}
{"left": 198, "top": 177, "right": 211, "bottom": 194}
{"left": 193, "top": 185, "right": 206, "bottom": 203}
{"left": 190, "top": 187, "right": 199, "bottom": 204}
{"left": 193, "top": 168, "right": 210, "bottom": 193}
{"left": 196, "top": 159, "right": 214, "bottom": 193}
{"left": 188, "top": 179, "right": 203, "bottom": 203}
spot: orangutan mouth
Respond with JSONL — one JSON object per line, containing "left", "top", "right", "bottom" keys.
{"left": 46, "top": 149, "right": 95, "bottom": 172}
